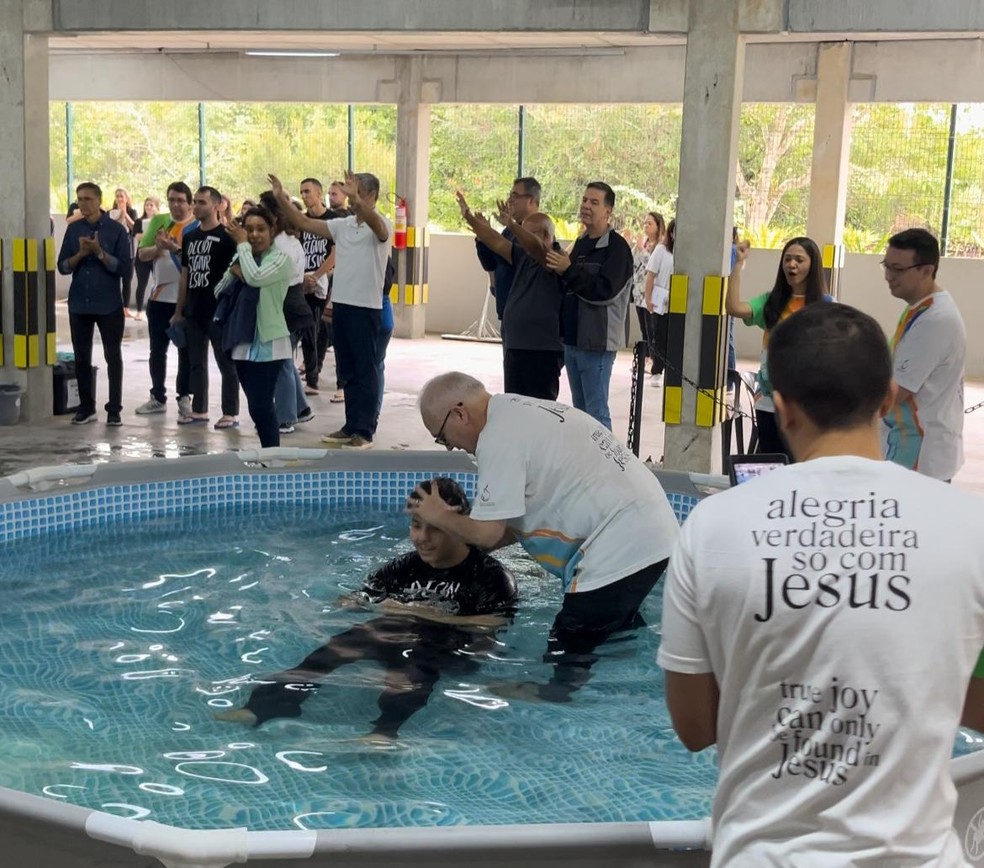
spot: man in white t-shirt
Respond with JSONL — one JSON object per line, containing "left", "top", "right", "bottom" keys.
{"left": 412, "top": 372, "right": 680, "bottom": 702}
{"left": 881, "top": 228, "right": 965, "bottom": 481}
{"left": 659, "top": 302, "right": 984, "bottom": 866}
{"left": 272, "top": 170, "right": 392, "bottom": 450}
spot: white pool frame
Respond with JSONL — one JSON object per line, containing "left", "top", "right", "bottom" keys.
{"left": 2, "top": 449, "right": 983, "bottom": 868}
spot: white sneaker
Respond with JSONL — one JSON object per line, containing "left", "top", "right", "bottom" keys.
{"left": 650, "top": 374, "right": 663, "bottom": 388}
{"left": 177, "top": 396, "right": 193, "bottom": 417}
{"left": 135, "top": 397, "right": 166, "bottom": 415}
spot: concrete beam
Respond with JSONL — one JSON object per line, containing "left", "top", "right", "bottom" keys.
{"left": 787, "top": 0, "right": 984, "bottom": 33}
{"left": 51, "top": 0, "right": 651, "bottom": 34}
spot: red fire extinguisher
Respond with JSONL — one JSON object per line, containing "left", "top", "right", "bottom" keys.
{"left": 394, "top": 197, "right": 408, "bottom": 250}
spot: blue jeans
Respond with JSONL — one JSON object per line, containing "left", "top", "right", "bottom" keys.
{"left": 274, "top": 336, "right": 310, "bottom": 425}
{"left": 564, "top": 346, "right": 616, "bottom": 431}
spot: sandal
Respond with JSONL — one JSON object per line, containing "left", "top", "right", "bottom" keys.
{"left": 214, "top": 416, "right": 239, "bottom": 429}
{"left": 330, "top": 391, "right": 345, "bottom": 403}
{"left": 178, "top": 414, "right": 209, "bottom": 425}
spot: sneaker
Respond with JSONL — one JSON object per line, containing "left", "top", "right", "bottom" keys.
{"left": 650, "top": 373, "right": 663, "bottom": 388}
{"left": 304, "top": 385, "right": 320, "bottom": 396}
{"left": 279, "top": 422, "right": 296, "bottom": 435}
{"left": 135, "top": 397, "right": 166, "bottom": 415}
{"left": 106, "top": 412, "right": 122, "bottom": 427}
{"left": 341, "top": 434, "right": 373, "bottom": 450}
{"left": 321, "top": 428, "right": 352, "bottom": 444}
{"left": 296, "top": 408, "right": 315, "bottom": 424}
{"left": 72, "top": 409, "right": 97, "bottom": 425}
{"left": 177, "top": 395, "right": 193, "bottom": 417}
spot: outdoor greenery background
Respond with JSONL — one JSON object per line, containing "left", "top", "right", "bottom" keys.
{"left": 49, "top": 101, "right": 984, "bottom": 254}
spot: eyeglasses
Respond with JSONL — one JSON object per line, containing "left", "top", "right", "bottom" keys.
{"left": 434, "top": 403, "right": 462, "bottom": 448}
{"left": 880, "top": 261, "right": 925, "bottom": 275}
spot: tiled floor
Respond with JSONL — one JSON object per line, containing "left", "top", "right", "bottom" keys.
{"left": 2, "top": 302, "right": 983, "bottom": 495}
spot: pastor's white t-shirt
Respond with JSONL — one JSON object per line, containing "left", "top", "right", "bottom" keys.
{"left": 882, "top": 290, "right": 966, "bottom": 481}
{"left": 324, "top": 213, "right": 392, "bottom": 309}
{"left": 470, "top": 395, "right": 679, "bottom": 593}
{"left": 658, "top": 456, "right": 984, "bottom": 867}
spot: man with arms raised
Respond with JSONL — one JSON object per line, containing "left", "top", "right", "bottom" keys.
{"left": 413, "top": 372, "right": 679, "bottom": 702}
{"left": 472, "top": 176, "right": 541, "bottom": 340}
{"left": 659, "top": 302, "right": 984, "bottom": 866}
{"left": 270, "top": 170, "right": 391, "bottom": 450}
{"left": 881, "top": 228, "right": 966, "bottom": 482}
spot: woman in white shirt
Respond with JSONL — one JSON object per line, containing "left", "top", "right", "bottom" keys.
{"left": 631, "top": 212, "right": 665, "bottom": 376}
{"left": 643, "top": 218, "right": 675, "bottom": 387}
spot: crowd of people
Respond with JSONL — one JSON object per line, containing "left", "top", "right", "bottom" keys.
{"left": 58, "top": 173, "right": 392, "bottom": 448}
{"left": 57, "top": 166, "right": 984, "bottom": 862}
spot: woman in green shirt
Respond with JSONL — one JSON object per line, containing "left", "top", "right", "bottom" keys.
{"left": 725, "top": 236, "right": 826, "bottom": 458}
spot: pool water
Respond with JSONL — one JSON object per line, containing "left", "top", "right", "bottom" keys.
{"left": 0, "top": 504, "right": 718, "bottom": 831}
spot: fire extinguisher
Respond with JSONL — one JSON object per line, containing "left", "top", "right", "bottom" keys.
{"left": 394, "top": 197, "right": 408, "bottom": 250}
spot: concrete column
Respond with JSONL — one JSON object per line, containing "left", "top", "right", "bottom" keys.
{"left": 0, "top": 2, "right": 52, "bottom": 421}
{"left": 392, "top": 58, "right": 431, "bottom": 339}
{"left": 662, "top": 0, "right": 744, "bottom": 474}
{"left": 806, "top": 42, "right": 853, "bottom": 298}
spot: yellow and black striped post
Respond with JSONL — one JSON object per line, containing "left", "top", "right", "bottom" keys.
{"left": 695, "top": 275, "right": 727, "bottom": 428}
{"left": 44, "top": 237, "right": 56, "bottom": 364}
{"left": 662, "top": 273, "right": 688, "bottom": 425}
{"left": 822, "top": 243, "right": 845, "bottom": 299}
{"left": 395, "top": 226, "right": 430, "bottom": 306}
{"left": 12, "top": 237, "right": 41, "bottom": 369}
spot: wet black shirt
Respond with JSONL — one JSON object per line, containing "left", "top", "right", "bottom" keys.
{"left": 359, "top": 548, "right": 517, "bottom": 617}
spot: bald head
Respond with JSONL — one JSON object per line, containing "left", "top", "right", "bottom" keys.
{"left": 522, "top": 213, "right": 555, "bottom": 247}
{"left": 419, "top": 372, "right": 492, "bottom": 453}
{"left": 419, "top": 372, "right": 488, "bottom": 418}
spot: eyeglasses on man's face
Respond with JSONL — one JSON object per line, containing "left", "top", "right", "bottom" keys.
{"left": 880, "top": 260, "right": 925, "bottom": 275}
{"left": 434, "top": 403, "right": 462, "bottom": 448}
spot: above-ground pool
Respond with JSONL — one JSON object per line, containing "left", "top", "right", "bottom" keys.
{"left": 2, "top": 450, "right": 984, "bottom": 868}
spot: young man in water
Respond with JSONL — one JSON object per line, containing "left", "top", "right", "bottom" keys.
{"left": 216, "top": 478, "right": 516, "bottom": 742}
{"left": 659, "top": 303, "right": 984, "bottom": 865}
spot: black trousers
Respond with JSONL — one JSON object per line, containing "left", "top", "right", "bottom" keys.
{"left": 299, "top": 295, "right": 326, "bottom": 387}
{"left": 243, "top": 617, "right": 479, "bottom": 737}
{"left": 649, "top": 312, "right": 669, "bottom": 375}
{"left": 503, "top": 348, "right": 564, "bottom": 400}
{"left": 538, "top": 558, "right": 669, "bottom": 701}
{"left": 132, "top": 259, "right": 153, "bottom": 313}
{"left": 184, "top": 316, "right": 240, "bottom": 416}
{"left": 146, "top": 300, "right": 190, "bottom": 403}
{"left": 235, "top": 359, "right": 281, "bottom": 448}
{"left": 635, "top": 306, "right": 656, "bottom": 363}
{"left": 333, "top": 302, "right": 381, "bottom": 439}
{"left": 69, "top": 309, "right": 125, "bottom": 414}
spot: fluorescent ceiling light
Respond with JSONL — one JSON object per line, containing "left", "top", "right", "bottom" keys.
{"left": 245, "top": 50, "right": 340, "bottom": 57}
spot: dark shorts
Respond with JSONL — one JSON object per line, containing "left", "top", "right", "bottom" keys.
{"left": 547, "top": 558, "right": 669, "bottom": 657}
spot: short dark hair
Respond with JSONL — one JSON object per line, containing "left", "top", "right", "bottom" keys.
{"left": 300, "top": 177, "right": 323, "bottom": 191}
{"left": 166, "top": 182, "right": 193, "bottom": 204}
{"left": 769, "top": 303, "right": 892, "bottom": 431}
{"left": 196, "top": 186, "right": 222, "bottom": 205}
{"left": 409, "top": 477, "right": 471, "bottom": 515}
{"left": 353, "top": 173, "right": 380, "bottom": 198}
{"left": 888, "top": 228, "right": 940, "bottom": 278}
{"left": 258, "top": 190, "right": 286, "bottom": 232}
{"left": 242, "top": 205, "right": 277, "bottom": 231}
{"left": 76, "top": 182, "right": 102, "bottom": 200}
{"left": 513, "top": 176, "right": 542, "bottom": 204}
{"left": 586, "top": 181, "right": 615, "bottom": 208}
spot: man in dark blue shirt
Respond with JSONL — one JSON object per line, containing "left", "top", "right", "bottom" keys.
{"left": 57, "top": 182, "right": 132, "bottom": 425}
{"left": 474, "top": 177, "right": 542, "bottom": 340}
